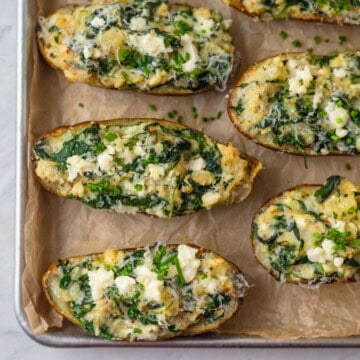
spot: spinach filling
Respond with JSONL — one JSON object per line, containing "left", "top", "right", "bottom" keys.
{"left": 34, "top": 123, "right": 104, "bottom": 171}
{"left": 314, "top": 175, "right": 341, "bottom": 203}
{"left": 70, "top": 274, "right": 96, "bottom": 318}
{"left": 112, "top": 250, "right": 145, "bottom": 277}
{"left": 203, "top": 293, "right": 231, "bottom": 322}
{"left": 253, "top": 215, "right": 303, "bottom": 249}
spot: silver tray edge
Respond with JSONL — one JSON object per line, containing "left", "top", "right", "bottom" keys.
{"left": 14, "top": 0, "right": 360, "bottom": 348}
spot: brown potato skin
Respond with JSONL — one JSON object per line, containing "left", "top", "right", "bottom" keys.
{"left": 32, "top": 118, "right": 262, "bottom": 216}
{"left": 227, "top": 52, "right": 359, "bottom": 157}
{"left": 225, "top": 0, "right": 359, "bottom": 25}
{"left": 36, "top": 4, "right": 232, "bottom": 96}
{"left": 42, "top": 243, "right": 246, "bottom": 341}
{"left": 251, "top": 184, "right": 358, "bottom": 285}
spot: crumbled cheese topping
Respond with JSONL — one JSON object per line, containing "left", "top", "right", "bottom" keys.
{"left": 135, "top": 265, "right": 164, "bottom": 303}
{"left": 88, "top": 267, "right": 114, "bottom": 301}
{"left": 180, "top": 34, "right": 200, "bottom": 73}
{"left": 114, "top": 276, "right": 136, "bottom": 297}
{"left": 127, "top": 32, "right": 171, "bottom": 58}
{"left": 67, "top": 155, "right": 93, "bottom": 182}
{"left": 178, "top": 245, "right": 201, "bottom": 283}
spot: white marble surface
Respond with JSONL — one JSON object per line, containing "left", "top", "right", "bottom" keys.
{"left": 1, "top": 0, "right": 360, "bottom": 358}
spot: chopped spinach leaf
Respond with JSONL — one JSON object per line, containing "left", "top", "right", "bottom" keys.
{"left": 314, "top": 176, "right": 341, "bottom": 203}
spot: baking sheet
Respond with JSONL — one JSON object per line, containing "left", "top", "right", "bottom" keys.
{"left": 21, "top": 0, "right": 360, "bottom": 341}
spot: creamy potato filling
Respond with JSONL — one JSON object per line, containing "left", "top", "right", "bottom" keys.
{"left": 252, "top": 176, "right": 360, "bottom": 284}
{"left": 229, "top": 51, "right": 360, "bottom": 155}
{"left": 224, "top": 0, "right": 360, "bottom": 24}
{"left": 38, "top": 0, "right": 234, "bottom": 92}
{"left": 33, "top": 120, "right": 257, "bottom": 217}
{"left": 48, "top": 245, "right": 246, "bottom": 341}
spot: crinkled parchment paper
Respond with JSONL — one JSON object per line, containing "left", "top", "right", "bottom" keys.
{"left": 23, "top": 0, "right": 360, "bottom": 340}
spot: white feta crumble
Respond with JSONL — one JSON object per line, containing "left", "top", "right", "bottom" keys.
{"left": 333, "top": 257, "right": 344, "bottom": 268}
{"left": 333, "top": 68, "right": 347, "bottom": 78}
{"left": 288, "top": 65, "right": 313, "bottom": 95}
{"left": 135, "top": 266, "right": 164, "bottom": 303}
{"left": 127, "top": 32, "right": 172, "bottom": 57}
{"left": 66, "top": 155, "right": 93, "bottom": 182}
{"left": 202, "top": 191, "right": 221, "bottom": 209}
{"left": 177, "top": 245, "right": 200, "bottom": 283}
{"left": 180, "top": 34, "right": 200, "bottom": 73}
{"left": 335, "top": 128, "right": 348, "bottom": 138}
{"left": 129, "top": 16, "right": 147, "bottom": 31}
{"left": 83, "top": 45, "right": 92, "bottom": 59}
{"left": 97, "top": 151, "right": 113, "bottom": 172}
{"left": 195, "top": 19, "right": 215, "bottom": 34}
{"left": 306, "top": 247, "right": 326, "bottom": 264}
{"left": 114, "top": 276, "right": 136, "bottom": 296}
{"left": 188, "top": 157, "right": 206, "bottom": 171}
{"left": 90, "top": 16, "right": 106, "bottom": 28}
{"left": 330, "top": 219, "right": 346, "bottom": 232}
{"left": 322, "top": 239, "right": 335, "bottom": 256}
{"left": 200, "top": 277, "right": 219, "bottom": 294}
{"left": 88, "top": 268, "right": 114, "bottom": 301}
{"left": 306, "top": 239, "right": 338, "bottom": 265}
{"left": 147, "top": 164, "right": 165, "bottom": 180}
{"left": 325, "top": 102, "right": 350, "bottom": 129}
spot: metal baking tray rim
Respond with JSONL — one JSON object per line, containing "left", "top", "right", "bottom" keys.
{"left": 14, "top": 0, "right": 360, "bottom": 348}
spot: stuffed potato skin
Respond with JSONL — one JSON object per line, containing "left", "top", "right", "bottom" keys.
{"left": 43, "top": 244, "right": 248, "bottom": 341}
{"left": 252, "top": 176, "right": 360, "bottom": 285}
{"left": 228, "top": 51, "right": 360, "bottom": 155}
{"left": 32, "top": 119, "right": 261, "bottom": 218}
{"left": 37, "top": 1, "right": 234, "bottom": 94}
{"left": 223, "top": 0, "right": 360, "bottom": 25}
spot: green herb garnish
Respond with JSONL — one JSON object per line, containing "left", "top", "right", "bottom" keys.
{"left": 279, "top": 31, "right": 288, "bottom": 39}
{"left": 292, "top": 40, "right": 302, "bottom": 48}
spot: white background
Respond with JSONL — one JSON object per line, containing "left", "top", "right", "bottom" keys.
{"left": 1, "top": 0, "right": 359, "bottom": 358}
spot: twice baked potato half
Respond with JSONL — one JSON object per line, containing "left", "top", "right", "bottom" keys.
{"left": 252, "top": 176, "right": 360, "bottom": 285}
{"left": 32, "top": 119, "right": 261, "bottom": 218}
{"left": 37, "top": 1, "right": 234, "bottom": 94}
{"left": 228, "top": 51, "right": 360, "bottom": 155}
{"left": 223, "top": 0, "right": 360, "bottom": 25}
{"left": 43, "top": 244, "right": 248, "bottom": 341}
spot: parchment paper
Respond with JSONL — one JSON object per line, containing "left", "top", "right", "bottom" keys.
{"left": 23, "top": 0, "right": 360, "bottom": 339}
